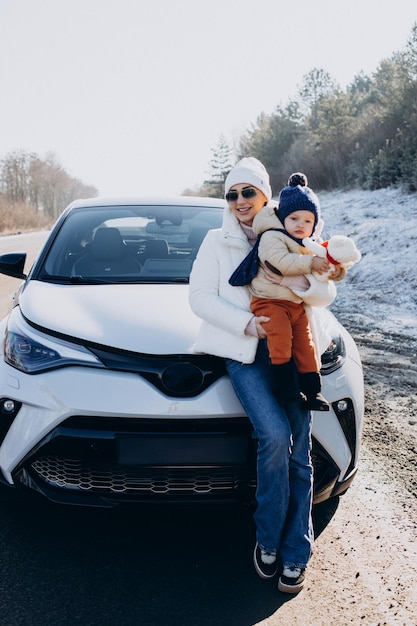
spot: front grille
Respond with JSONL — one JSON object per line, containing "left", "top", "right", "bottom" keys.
{"left": 14, "top": 416, "right": 257, "bottom": 503}
{"left": 88, "top": 348, "right": 227, "bottom": 398}
{"left": 30, "top": 456, "right": 256, "bottom": 496}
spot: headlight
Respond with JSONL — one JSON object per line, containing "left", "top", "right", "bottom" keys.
{"left": 320, "top": 333, "right": 346, "bottom": 374}
{"left": 3, "top": 308, "right": 103, "bottom": 374}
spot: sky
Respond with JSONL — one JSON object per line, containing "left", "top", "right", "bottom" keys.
{"left": 0, "top": 0, "right": 416, "bottom": 198}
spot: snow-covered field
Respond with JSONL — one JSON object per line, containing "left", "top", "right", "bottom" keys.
{"left": 318, "top": 186, "right": 417, "bottom": 338}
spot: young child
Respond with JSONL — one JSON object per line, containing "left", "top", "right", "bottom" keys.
{"left": 250, "top": 173, "right": 331, "bottom": 411}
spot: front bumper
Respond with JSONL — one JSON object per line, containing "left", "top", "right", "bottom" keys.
{"left": 0, "top": 351, "right": 363, "bottom": 507}
{"left": 6, "top": 413, "right": 356, "bottom": 507}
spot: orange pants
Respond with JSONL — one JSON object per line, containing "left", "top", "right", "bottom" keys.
{"left": 250, "top": 297, "right": 319, "bottom": 373}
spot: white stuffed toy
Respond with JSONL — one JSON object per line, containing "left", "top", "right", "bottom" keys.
{"left": 303, "top": 234, "right": 361, "bottom": 282}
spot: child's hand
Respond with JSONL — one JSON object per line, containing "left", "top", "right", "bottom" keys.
{"left": 311, "top": 256, "right": 330, "bottom": 274}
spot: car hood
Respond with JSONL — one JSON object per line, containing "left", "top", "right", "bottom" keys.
{"left": 19, "top": 281, "right": 202, "bottom": 354}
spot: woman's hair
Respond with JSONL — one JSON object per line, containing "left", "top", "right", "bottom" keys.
{"left": 287, "top": 172, "right": 308, "bottom": 187}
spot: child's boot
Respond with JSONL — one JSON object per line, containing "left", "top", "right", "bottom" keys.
{"left": 298, "top": 372, "right": 330, "bottom": 411}
{"left": 271, "top": 361, "right": 302, "bottom": 403}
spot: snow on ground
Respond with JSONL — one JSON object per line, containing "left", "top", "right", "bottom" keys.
{"left": 317, "top": 186, "right": 417, "bottom": 338}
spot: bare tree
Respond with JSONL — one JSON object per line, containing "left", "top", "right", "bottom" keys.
{"left": 0, "top": 149, "right": 98, "bottom": 219}
{"left": 0, "top": 149, "right": 34, "bottom": 203}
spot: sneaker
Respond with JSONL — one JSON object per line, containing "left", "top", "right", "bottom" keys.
{"left": 278, "top": 566, "right": 305, "bottom": 593}
{"left": 253, "top": 543, "right": 278, "bottom": 579}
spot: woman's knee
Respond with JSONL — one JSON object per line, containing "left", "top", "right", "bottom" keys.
{"left": 258, "top": 427, "right": 291, "bottom": 458}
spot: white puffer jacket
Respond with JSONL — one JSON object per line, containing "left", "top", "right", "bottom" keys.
{"left": 189, "top": 203, "right": 259, "bottom": 364}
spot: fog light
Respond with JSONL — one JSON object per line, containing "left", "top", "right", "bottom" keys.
{"left": 0, "top": 398, "right": 21, "bottom": 416}
{"left": 336, "top": 399, "right": 349, "bottom": 412}
{"left": 2, "top": 399, "right": 15, "bottom": 413}
{"left": 0, "top": 398, "right": 21, "bottom": 444}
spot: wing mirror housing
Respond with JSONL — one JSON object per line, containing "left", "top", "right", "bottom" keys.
{"left": 0, "top": 253, "right": 27, "bottom": 279}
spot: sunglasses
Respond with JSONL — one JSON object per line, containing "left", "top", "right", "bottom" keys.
{"left": 225, "top": 187, "right": 258, "bottom": 202}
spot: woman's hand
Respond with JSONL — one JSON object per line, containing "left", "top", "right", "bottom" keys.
{"left": 262, "top": 265, "right": 283, "bottom": 284}
{"left": 329, "top": 265, "right": 343, "bottom": 280}
{"left": 245, "top": 315, "right": 270, "bottom": 338}
{"left": 254, "top": 315, "right": 270, "bottom": 339}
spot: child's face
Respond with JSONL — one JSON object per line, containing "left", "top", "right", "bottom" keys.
{"left": 284, "top": 210, "right": 315, "bottom": 239}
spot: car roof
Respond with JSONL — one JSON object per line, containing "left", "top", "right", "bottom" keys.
{"left": 67, "top": 196, "right": 226, "bottom": 210}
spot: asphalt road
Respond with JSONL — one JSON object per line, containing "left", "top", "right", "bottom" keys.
{"left": 0, "top": 499, "right": 336, "bottom": 626}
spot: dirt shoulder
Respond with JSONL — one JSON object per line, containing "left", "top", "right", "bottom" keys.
{"left": 260, "top": 316, "right": 417, "bottom": 625}
{"left": 337, "top": 311, "right": 417, "bottom": 502}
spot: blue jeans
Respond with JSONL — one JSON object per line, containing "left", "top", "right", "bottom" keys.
{"left": 226, "top": 339, "right": 314, "bottom": 569}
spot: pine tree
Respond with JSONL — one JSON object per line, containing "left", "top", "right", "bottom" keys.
{"left": 203, "top": 135, "right": 234, "bottom": 197}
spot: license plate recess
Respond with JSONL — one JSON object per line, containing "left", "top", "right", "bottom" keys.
{"left": 118, "top": 435, "right": 249, "bottom": 465}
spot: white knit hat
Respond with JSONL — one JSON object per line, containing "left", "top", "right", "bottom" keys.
{"left": 224, "top": 157, "right": 272, "bottom": 202}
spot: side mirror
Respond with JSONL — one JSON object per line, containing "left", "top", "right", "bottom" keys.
{"left": 0, "top": 252, "right": 27, "bottom": 279}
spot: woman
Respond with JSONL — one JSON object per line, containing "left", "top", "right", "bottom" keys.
{"left": 189, "top": 157, "right": 335, "bottom": 594}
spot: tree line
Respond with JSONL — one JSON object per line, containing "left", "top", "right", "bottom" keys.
{"left": 0, "top": 150, "right": 97, "bottom": 232}
{"left": 197, "top": 22, "right": 417, "bottom": 198}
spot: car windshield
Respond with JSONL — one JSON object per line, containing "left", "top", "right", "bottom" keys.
{"left": 37, "top": 203, "right": 223, "bottom": 283}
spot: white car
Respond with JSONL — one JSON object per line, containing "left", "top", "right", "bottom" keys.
{"left": 0, "top": 197, "right": 364, "bottom": 507}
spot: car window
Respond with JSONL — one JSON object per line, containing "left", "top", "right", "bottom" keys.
{"left": 39, "top": 204, "right": 223, "bottom": 283}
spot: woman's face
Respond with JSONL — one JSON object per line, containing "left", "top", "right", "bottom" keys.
{"left": 226, "top": 184, "right": 267, "bottom": 226}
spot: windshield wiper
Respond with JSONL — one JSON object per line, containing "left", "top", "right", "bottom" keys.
{"left": 40, "top": 274, "right": 112, "bottom": 284}
{"left": 40, "top": 274, "right": 189, "bottom": 284}
{"left": 135, "top": 277, "right": 189, "bottom": 283}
